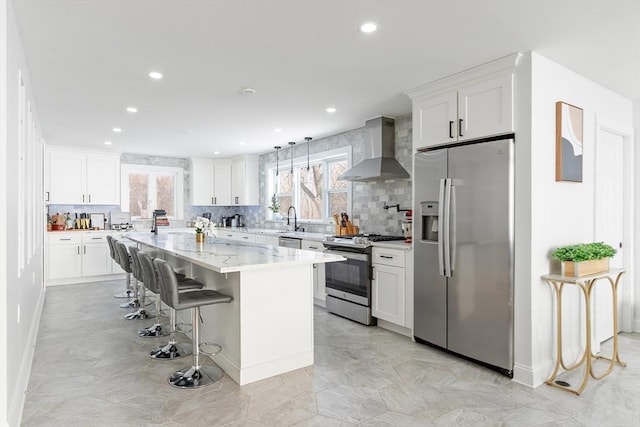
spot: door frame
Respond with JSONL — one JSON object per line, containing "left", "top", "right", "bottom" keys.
{"left": 594, "top": 115, "right": 635, "bottom": 334}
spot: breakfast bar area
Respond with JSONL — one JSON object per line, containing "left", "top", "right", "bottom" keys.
{"left": 126, "top": 232, "right": 343, "bottom": 385}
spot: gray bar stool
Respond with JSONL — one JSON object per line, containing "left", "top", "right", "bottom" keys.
{"left": 115, "top": 242, "right": 139, "bottom": 309}
{"left": 138, "top": 252, "right": 203, "bottom": 358}
{"left": 154, "top": 258, "right": 232, "bottom": 388}
{"left": 124, "top": 247, "right": 150, "bottom": 320}
{"left": 107, "top": 235, "right": 134, "bottom": 299}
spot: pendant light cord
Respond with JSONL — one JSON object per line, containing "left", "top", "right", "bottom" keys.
{"left": 274, "top": 146, "right": 281, "bottom": 176}
{"left": 304, "top": 137, "right": 312, "bottom": 170}
{"left": 288, "top": 141, "right": 296, "bottom": 173}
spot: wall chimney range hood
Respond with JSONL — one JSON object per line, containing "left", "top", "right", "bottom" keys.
{"left": 338, "top": 116, "right": 409, "bottom": 182}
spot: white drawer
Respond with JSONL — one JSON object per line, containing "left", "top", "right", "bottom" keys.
{"left": 372, "top": 247, "right": 405, "bottom": 268}
{"left": 48, "top": 233, "right": 82, "bottom": 245}
{"left": 83, "top": 234, "right": 108, "bottom": 243}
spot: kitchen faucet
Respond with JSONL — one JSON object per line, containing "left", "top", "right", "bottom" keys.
{"left": 287, "top": 206, "right": 300, "bottom": 231}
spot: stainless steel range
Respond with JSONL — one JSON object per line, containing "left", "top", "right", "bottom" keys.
{"left": 323, "top": 234, "right": 405, "bottom": 325}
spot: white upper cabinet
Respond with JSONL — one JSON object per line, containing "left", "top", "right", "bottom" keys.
{"left": 231, "top": 155, "right": 259, "bottom": 205}
{"left": 190, "top": 158, "right": 232, "bottom": 206}
{"left": 407, "top": 54, "right": 519, "bottom": 150}
{"left": 46, "top": 147, "right": 120, "bottom": 205}
{"left": 213, "top": 160, "right": 232, "bottom": 205}
{"left": 190, "top": 158, "right": 215, "bottom": 205}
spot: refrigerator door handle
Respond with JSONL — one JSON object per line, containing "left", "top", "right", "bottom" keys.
{"left": 443, "top": 178, "right": 453, "bottom": 277}
{"left": 450, "top": 184, "right": 456, "bottom": 273}
{"left": 437, "top": 178, "right": 446, "bottom": 276}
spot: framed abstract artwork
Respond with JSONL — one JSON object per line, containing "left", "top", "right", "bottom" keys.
{"left": 555, "top": 101, "right": 583, "bottom": 182}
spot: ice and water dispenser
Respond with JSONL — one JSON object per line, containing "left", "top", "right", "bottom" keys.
{"left": 420, "top": 202, "right": 439, "bottom": 242}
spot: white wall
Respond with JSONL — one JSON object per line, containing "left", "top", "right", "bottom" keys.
{"left": 1, "top": 1, "right": 46, "bottom": 425}
{"left": 513, "top": 52, "right": 634, "bottom": 387}
{"left": 635, "top": 100, "right": 640, "bottom": 332}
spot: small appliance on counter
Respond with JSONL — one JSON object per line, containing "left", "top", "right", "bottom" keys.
{"left": 110, "top": 212, "right": 134, "bottom": 231}
{"left": 90, "top": 213, "right": 106, "bottom": 230}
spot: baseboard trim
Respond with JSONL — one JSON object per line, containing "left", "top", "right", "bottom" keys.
{"left": 46, "top": 273, "right": 124, "bottom": 286}
{"left": 8, "top": 287, "right": 45, "bottom": 426}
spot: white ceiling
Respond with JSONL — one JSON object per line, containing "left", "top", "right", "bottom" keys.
{"left": 11, "top": 0, "right": 640, "bottom": 158}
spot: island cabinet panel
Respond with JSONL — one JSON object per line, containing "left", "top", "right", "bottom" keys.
{"left": 128, "top": 231, "right": 341, "bottom": 385}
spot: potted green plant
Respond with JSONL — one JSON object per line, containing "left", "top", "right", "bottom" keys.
{"left": 551, "top": 242, "right": 616, "bottom": 277}
{"left": 269, "top": 193, "right": 280, "bottom": 215}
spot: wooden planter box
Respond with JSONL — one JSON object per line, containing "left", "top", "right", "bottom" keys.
{"left": 562, "top": 258, "right": 609, "bottom": 277}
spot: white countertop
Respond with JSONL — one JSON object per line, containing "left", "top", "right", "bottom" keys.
{"left": 125, "top": 232, "right": 343, "bottom": 274}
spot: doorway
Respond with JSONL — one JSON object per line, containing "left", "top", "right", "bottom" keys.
{"left": 593, "top": 116, "right": 634, "bottom": 351}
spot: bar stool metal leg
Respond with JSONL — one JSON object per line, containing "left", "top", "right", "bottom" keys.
{"left": 113, "top": 272, "right": 135, "bottom": 298}
{"left": 149, "top": 307, "right": 191, "bottom": 359}
{"left": 169, "top": 306, "right": 223, "bottom": 388}
{"left": 138, "top": 297, "right": 169, "bottom": 337}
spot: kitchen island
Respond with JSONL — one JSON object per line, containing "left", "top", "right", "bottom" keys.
{"left": 125, "top": 232, "right": 343, "bottom": 385}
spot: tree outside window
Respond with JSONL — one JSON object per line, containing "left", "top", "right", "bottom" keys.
{"left": 121, "top": 165, "right": 183, "bottom": 219}
{"left": 270, "top": 151, "right": 349, "bottom": 222}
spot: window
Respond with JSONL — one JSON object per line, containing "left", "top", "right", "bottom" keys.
{"left": 121, "top": 164, "right": 184, "bottom": 219}
{"left": 267, "top": 148, "right": 351, "bottom": 222}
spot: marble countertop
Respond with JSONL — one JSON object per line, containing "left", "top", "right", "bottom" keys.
{"left": 125, "top": 232, "right": 343, "bottom": 274}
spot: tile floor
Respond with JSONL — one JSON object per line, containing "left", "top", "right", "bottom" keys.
{"left": 22, "top": 280, "right": 640, "bottom": 426}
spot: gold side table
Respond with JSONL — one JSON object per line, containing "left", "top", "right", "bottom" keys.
{"left": 542, "top": 268, "right": 626, "bottom": 395}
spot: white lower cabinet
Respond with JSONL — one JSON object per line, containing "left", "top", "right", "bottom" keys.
{"left": 372, "top": 247, "right": 413, "bottom": 330}
{"left": 301, "top": 240, "right": 326, "bottom": 305}
{"left": 81, "top": 235, "right": 112, "bottom": 276}
{"left": 47, "top": 233, "right": 83, "bottom": 280}
{"left": 47, "top": 232, "right": 121, "bottom": 284}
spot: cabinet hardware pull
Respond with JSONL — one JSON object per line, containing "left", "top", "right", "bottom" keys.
{"left": 83, "top": 246, "right": 86, "bottom": 254}
{"left": 214, "top": 197, "right": 217, "bottom": 204}
{"left": 92, "top": 237, "right": 102, "bottom": 240}
{"left": 88, "top": 194, "right": 91, "bottom": 203}
{"left": 243, "top": 236, "right": 248, "bottom": 239}
{"left": 380, "top": 255, "right": 393, "bottom": 259}
{"left": 212, "top": 197, "right": 214, "bottom": 204}
{"left": 458, "top": 119, "right": 464, "bottom": 137}
{"left": 449, "top": 121, "right": 454, "bottom": 139}
{"left": 60, "top": 238, "right": 71, "bottom": 241}
{"left": 82, "top": 194, "right": 85, "bottom": 203}
{"left": 77, "top": 246, "right": 80, "bottom": 255}
{"left": 45, "top": 191, "right": 50, "bottom": 202}
{"left": 235, "top": 196, "right": 239, "bottom": 204}
{"left": 309, "top": 246, "right": 318, "bottom": 250}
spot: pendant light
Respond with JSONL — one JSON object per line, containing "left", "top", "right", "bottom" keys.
{"left": 288, "top": 141, "right": 296, "bottom": 173}
{"left": 274, "top": 146, "right": 281, "bottom": 176}
{"left": 304, "top": 137, "right": 312, "bottom": 170}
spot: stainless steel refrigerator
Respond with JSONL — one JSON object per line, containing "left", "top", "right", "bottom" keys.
{"left": 413, "top": 137, "right": 514, "bottom": 375}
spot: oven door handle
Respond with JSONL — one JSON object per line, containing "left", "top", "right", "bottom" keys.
{"left": 323, "top": 249, "right": 370, "bottom": 262}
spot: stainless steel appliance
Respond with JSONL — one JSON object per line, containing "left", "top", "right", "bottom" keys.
{"left": 110, "top": 212, "right": 134, "bottom": 231}
{"left": 414, "top": 136, "right": 514, "bottom": 376}
{"left": 323, "top": 234, "right": 405, "bottom": 325}
{"left": 278, "top": 236, "right": 301, "bottom": 249}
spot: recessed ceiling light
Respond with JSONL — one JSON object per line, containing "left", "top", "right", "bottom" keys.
{"left": 359, "top": 22, "right": 378, "bottom": 33}
{"left": 241, "top": 87, "right": 257, "bottom": 94}
{"left": 326, "top": 107, "right": 337, "bottom": 113}
{"left": 148, "top": 71, "right": 163, "bottom": 80}
{"left": 126, "top": 106, "right": 138, "bottom": 113}
{"left": 213, "top": 151, "right": 220, "bottom": 155}
{"left": 104, "top": 141, "right": 112, "bottom": 145}
{"left": 239, "top": 141, "right": 247, "bottom": 145}
{"left": 274, "top": 128, "right": 283, "bottom": 133}
{"left": 112, "top": 127, "right": 122, "bottom": 133}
